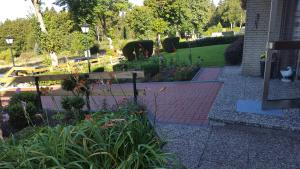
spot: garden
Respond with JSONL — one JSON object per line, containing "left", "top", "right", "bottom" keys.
{"left": 0, "top": 0, "right": 246, "bottom": 167}
{"left": 0, "top": 72, "right": 184, "bottom": 168}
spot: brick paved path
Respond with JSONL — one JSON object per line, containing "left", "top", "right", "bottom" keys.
{"left": 2, "top": 68, "right": 223, "bottom": 125}
{"left": 192, "top": 67, "right": 222, "bottom": 81}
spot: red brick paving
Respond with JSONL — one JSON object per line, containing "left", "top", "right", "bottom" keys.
{"left": 193, "top": 68, "right": 222, "bottom": 81}
{"left": 1, "top": 68, "right": 223, "bottom": 124}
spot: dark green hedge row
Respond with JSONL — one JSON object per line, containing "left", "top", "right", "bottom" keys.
{"left": 122, "top": 40, "right": 154, "bottom": 61}
{"left": 177, "top": 35, "right": 244, "bottom": 49}
{"left": 161, "top": 35, "right": 244, "bottom": 53}
{"left": 162, "top": 37, "right": 180, "bottom": 53}
{"left": 224, "top": 36, "right": 244, "bottom": 65}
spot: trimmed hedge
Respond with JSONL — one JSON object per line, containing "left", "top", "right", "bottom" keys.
{"left": 224, "top": 36, "right": 244, "bottom": 65}
{"left": 122, "top": 40, "right": 154, "bottom": 61}
{"left": 162, "top": 37, "right": 180, "bottom": 53}
{"left": 177, "top": 35, "right": 243, "bottom": 49}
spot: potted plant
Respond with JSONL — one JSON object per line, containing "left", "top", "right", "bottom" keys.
{"left": 260, "top": 52, "right": 266, "bottom": 78}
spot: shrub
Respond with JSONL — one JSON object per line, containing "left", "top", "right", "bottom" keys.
{"left": 224, "top": 36, "right": 244, "bottom": 65}
{"left": 122, "top": 40, "right": 154, "bottom": 61}
{"left": 8, "top": 92, "right": 39, "bottom": 130}
{"left": 141, "top": 61, "right": 160, "bottom": 78}
{"left": 177, "top": 35, "right": 243, "bottom": 49}
{"left": 93, "top": 67, "right": 105, "bottom": 72}
{"left": 162, "top": 37, "right": 180, "bottom": 53}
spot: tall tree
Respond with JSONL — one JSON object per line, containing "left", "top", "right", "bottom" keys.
{"left": 144, "top": 0, "right": 213, "bottom": 36}
{"left": 218, "top": 0, "right": 245, "bottom": 29}
{"left": 26, "top": 0, "right": 59, "bottom": 66}
{"left": 55, "top": 0, "right": 130, "bottom": 38}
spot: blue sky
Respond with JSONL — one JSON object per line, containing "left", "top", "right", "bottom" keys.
{"left": 0, "top": 0, "right": 220, "bottom": 23}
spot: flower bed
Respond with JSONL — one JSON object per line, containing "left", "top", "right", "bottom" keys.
{"left": 0, "top": 104, "right": 170, "bottom": 168}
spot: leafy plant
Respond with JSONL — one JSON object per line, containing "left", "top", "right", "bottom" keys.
{"left": 7, "top": 92, "right": 39, "bottom": 130}
{"left": 61, "top": 96, "right": 86, "bottom": 121}
{"left": 0, "top": 108, "right": 171, "bottom": 168}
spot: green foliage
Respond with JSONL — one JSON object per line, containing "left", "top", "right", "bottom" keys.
{"left": 177, "top": 35, "right": 243, "bottom": 49}
{"left": 0, "top": 49, "right": 12, "bottom": 63}
{"left": 214, "top": 0, "right": 246, "bottom": 28}
{"left": 174, "top": 66, "right": 198, "bottom": 81}
{"left": 224, "top": 36, "right": 244, "bottom": 65}
{"left": 39, "top": 9, "right": 75, "bottom": 53}
{"left": 162, "top": 37, "right": 180, "bottom": 53}
{"left": 122, "top": 40, "right": 154, "bottom": 61}
{"left": 61, "top": 78, "right": 77, "bottom": 92}
{"left": 0, "top": 109, "right": 169, "bottom": 168}
{"left": 61, "top": 96, "right": 86, "bottom": 120}
{"left": 0, "top": 18, "right": 37, "bottom": 55}
{"left": 126, "top": 6, "right": 155, "bottom": 39}
{"left": 7, "top": 92, "right": 39, "bottom": 130}
{"left": 141, "top": 61, "right": 160, "bottom": 78}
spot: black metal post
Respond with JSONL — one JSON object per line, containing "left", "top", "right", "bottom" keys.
{"left": 85, "top": 74, "right": 91, "bottom": 112}
{"left": 35, "top": 77, "right": 43, "bottom": 112}
{"left": 9, "top": 46, "right": 15, "bottom": 67}
{"left": 133, "top": 73, "right": 138, "bottom": 104}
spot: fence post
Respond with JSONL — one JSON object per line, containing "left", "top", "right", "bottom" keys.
{"left": 34, "top": 77, "right": 43, "bottom": 113}
{"left": 133, "top": 72, "right": 138, "bottom": 104}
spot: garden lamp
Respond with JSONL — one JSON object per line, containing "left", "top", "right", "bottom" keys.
{"left": 81, "top": 23, "right": 91, "bottom": 73}
{"left": 5, "top": 36, "right": 15, "bottom": 67}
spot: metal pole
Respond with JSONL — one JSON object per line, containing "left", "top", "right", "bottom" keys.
{"left": 9, "top": 46, "right": 15, "bottom": 67}
{"left": 35, "top": 77, "right": 43, "bottom": 113}
{"left": 85, "top": 75, "right": 91, "bottom": 112}
{"left": 133, "top": 73, "right": 138, "bottom": 104}
{"left": 85, "top": 35, "right": 91, "bottom": 73}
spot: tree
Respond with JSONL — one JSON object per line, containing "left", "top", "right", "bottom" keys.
{"left": 144, "top": 0, "right": 213, "bottom": 36}
{"left": 126, "top": 6, "right": 154, "bottom": 39}
{"left": 39, "top": 9, "right": 75, "bottom": 54}
{"left": 26, "top": 0, "right": 59, "bottom": 66}
{"left": 55, "top": 0, "right": 130, "bottom": 38}
{"left": 189, "top": 0, "right": 213, "bottom": 34}
{"left": 218, "top": 0, "right": 245, "bottom": 29}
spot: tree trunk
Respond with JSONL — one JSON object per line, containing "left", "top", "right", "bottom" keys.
{"left": 230, "top": 23, "right": 233, "bottom": 30}
{"left": 31, "top": 0, "right": 58, "bottom": 67}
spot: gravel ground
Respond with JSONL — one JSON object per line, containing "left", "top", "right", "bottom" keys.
{"left": 156, "top": 122, "right": 300, "bottom": 169}
{"left": 209, "top": 66, "right": 300, "bottom": 131}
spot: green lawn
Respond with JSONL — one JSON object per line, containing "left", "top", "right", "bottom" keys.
{"left": 162, "top": 44, "right": 229, "bottom": 67}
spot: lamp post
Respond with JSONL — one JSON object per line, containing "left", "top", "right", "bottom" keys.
{"left": 5, "top": 36, "right": 15, "bottom": 67}
{"left": 81, "top": 23, "right": 91, "bottom": 73}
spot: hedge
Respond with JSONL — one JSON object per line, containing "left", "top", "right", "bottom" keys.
{"left": 177, "top": 35, "right": 244, "bottom": 49}
{"left": 162, "top": 37, "right": 180, "bottom": 53}
{"left": 224, "top": 36, "right": 244, "bottom": 65}
{"left": 122, "top": 40, "right": 154, "bottom": 61}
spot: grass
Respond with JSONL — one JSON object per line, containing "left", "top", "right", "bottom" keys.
{"left": 162, "top": 44, "right": 229, "bottom": 67}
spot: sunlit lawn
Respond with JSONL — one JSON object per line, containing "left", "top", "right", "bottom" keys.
{"left": 162, "top": 44, "right": 229, "bottom": 67}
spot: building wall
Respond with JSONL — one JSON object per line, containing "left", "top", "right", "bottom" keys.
{"left": 241, "top": 0, "right": 283, "bottom": 76}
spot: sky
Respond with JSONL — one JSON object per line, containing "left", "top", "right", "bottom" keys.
{"left": 0, "top": 0, "right": 220, "bottom": 23}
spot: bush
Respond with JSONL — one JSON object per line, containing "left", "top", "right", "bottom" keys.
{"left": 122, "top": 40, "right": 154, "bottom": 61}
{"left": 93, "top": 67, "right": 105, "bottom": 72}
{"left": 8, "top": 92, "right": 39, "bottom": 130}
{"left": 224, "top": 36, "right": 244, "bottom": 65}
{"left": 61, "top": 96, "right": 86, "bottom": 120}
{"left": 162, "top": 37, "right": 180, "bottom": 53}
{"left": 141, "top": 61, "right": 160, "bottom": 78}
{"left": 177, "top": 35, "right": 243, "bottom": 49}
